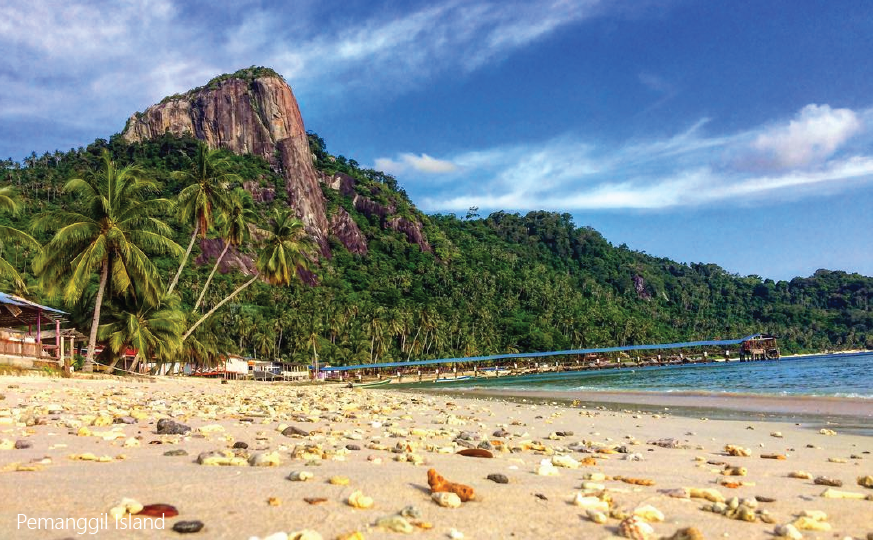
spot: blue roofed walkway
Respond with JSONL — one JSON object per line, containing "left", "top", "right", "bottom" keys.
{"left": 320, "top": 333, "right": 763, "bottom": 372}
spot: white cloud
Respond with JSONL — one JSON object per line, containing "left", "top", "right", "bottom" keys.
{"left": 414, "top": 104, "right": 873, "bottom": 212}
{"left": 747, "top": 104, "right": 862, "bottom": 169}
{"left": 375, "top": 153, "right": 458, "bottom": 174}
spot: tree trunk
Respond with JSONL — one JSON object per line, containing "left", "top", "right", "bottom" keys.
{"left": 84, "top": 260, "right": 110, "bottom": 372}
{"left": 167, "top": 221, "right": 199, "bottom": 295}
{"left": 193, "top": 239, "right": 230, "bottom": 311}
{"left": 183, "top": 274, "right": 259, "bottom": 342}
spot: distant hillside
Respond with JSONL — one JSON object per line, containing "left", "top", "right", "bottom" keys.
{"left": 1, "top": 69, "right": 870, "bottom": 365}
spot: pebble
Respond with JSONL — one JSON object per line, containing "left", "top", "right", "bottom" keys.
{"left": 288, "top": 471, "right": 314, "bottom": 482}
{"left": 858, "top": 475, "right": 873, "bottom": 488}
{"left": 448, "top": 528, "right": 464, "bottom": 539}
{"left": 633, "top": 504, "right": 664, "bottom": 522}
{"left": 819, "top": 428, "right": 837, "bottom": 435}
{"left": 346, "top": 444, "right": 361, "bottom": 451}
{"left": 663, "top": 527, "right": 704, "bottom": 540}
{"left": 14, "top": 440, "right": 32, "bottom": 449}
{"left": 486, "top": 473, "right": 509, "bottom": 484}
{"left": 282, "top": 426, "right": 310, "bottom": 437}
{"left": 788, "top": 470, "right": 813, "bottom": 480}
{"left": 572, "top": 494, "right": 609, "bottom": 511}
{"left": 375, "top": 515, "right": 413, "bottom": 533}
{"left": 249, "top": 451, "right": 281, "bottom": 467}
{"left": 156, "top": 419, "right": 191, "bottom": 435}
{"left": 813, "top": 476, "right": 842, "bottom": 487}
{"left": 232, "top": 441, "right": 249, "bottom": 449}
{"left": 329, "top": 475, "right": 350, "bottom": 485}
{"left": 163, "top": 449, "right": 188, "bottom": 457}
{"left": 137, "top": 504, "right": 179, "bottom": 518}
{"left": 774, "top": 524, "right": 803, "bottom": 540}
{"left": 536, "top": 458, "right": 560, "bottom": 476}
{"left": 587, "top": 509, "right": 607, "bottom": 524}
{"left": 431, "top": 492, "right": 461, "bottom": 508}
{"left": 172, "top": 520, "right": 205, "bottom": 533}
{"left": 724, "top": 444, "right": 751, "bottom": 457}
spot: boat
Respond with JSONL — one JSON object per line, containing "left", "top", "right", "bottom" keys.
{"left": 435, "top": 375, "right": 472, "bottom": 383}
{"left": 353, "top": 378, "right": 393, "bottom": 388}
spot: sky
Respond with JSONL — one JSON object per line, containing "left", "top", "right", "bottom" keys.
{"left": 2, "top": 0, "right": 873, "bottom": 281}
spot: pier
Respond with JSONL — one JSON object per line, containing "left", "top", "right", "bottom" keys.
{"left": 320, "top": 333, "right": 780, "bottom": 383}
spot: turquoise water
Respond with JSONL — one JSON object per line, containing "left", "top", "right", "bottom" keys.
{"left": 407, "top": 352, "right": 873, "bottom": 398}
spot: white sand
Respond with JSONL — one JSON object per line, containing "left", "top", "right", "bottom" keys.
{"left": 0, "top": 376, "right": 871, "bottom": 539}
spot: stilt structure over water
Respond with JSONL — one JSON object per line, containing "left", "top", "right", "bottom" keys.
{"left": 320, "top": 333, "right": 779, "bottom": 381}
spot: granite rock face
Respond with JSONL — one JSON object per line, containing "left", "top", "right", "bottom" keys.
{"left": 123, "top": 69, "right": 431, "bottom": 258}
{"left": 123, "top": 74, "right": 329, "bottom": 252}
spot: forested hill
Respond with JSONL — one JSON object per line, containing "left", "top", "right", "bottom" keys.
{"left": 2, "top": 132, "right": 872, "bottom": 365}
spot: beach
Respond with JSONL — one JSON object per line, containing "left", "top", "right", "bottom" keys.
{"left": 1, "top": 376, "right": 871, "bottom": 539}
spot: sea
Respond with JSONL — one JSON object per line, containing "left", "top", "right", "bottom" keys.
{"left": 412, "top": 352, "right": 872, "bottom": 398}
{"left": 401, "top": 352, "right": 873, "bottom": 434}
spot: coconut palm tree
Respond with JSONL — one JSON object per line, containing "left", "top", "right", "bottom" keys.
{"left": 182, "top": 208, "right": 315, "bottom": 341}
{"left": 98, "top": 293, "right": 185, "bottom": 374}
{"left": 0, "top": 186, "right": 40, "bottom": 292}
{"left": 167, "top": 143, "right": 238, "bottom": 295}
{"left": 193, "top": 188, "right": 256, "bottom": 311}
{"left": 32, "top": 150, "right": 182, "bottom": 371}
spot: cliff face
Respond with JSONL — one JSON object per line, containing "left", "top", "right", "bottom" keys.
{"left": 123, "top": 68, "right": 431, "bottom": 259}
{"left": 123, "top": 73, "right": 329, "bottom": 252}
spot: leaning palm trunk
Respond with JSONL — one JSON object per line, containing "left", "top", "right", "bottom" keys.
{"left": 183, "top": 274, "right": 259, "bottom": 341}
{"left": 167, "top": 221, "right": 199, "bottom": 295}
{"left": 193, "top": 239, "right": 230, "bottom": 311}
{"left": 84, "top": 261, "right": 110, "bottom": 372}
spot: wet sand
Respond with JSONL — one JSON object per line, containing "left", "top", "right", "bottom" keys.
{"left": 1, "top": 376, "right": 872, "bottom": 539}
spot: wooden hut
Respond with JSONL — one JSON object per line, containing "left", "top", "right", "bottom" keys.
{"left": 0, "top": 292, "right": 72, "bottom": 368}
{"left": 739, "top": 334, "right": 779, "bottom": 360}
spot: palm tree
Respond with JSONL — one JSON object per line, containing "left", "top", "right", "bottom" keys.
{"left": 0, "top": 186, "right": 40, "bottom": 292}
{"left": 167, "top": 143, "right": 238, "bottom": 295}
{"left": 182, "top": 208, "right": 314, "bottom": 341}
{"left": 32, "top": 150, "right": 182, "bottom": 371}
{"left": 98, "top": 294, "right": 185, "bottom": 374}
{"left": 193, "top": 188, "right": 256, "bottom": 311}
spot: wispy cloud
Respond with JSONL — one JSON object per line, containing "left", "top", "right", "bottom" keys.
{"left": 375, "top": 153, "right": 459, "bottom": 175}
{"left": 0, "top": 0, "right": 620, "bottom": 156}
{"left": 409, "top": 104, "right": 873, "bottom": 211}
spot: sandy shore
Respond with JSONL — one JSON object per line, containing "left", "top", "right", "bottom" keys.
{"left": 1, "top": 376, "right": 871, "bottom": 540}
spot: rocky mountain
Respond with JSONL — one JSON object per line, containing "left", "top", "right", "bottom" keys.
{"left": 122, "top": 67, "right": 430, "bottom": 258}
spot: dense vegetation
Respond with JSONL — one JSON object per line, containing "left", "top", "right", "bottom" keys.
{"left": 1, "top": 131, "right": 871, "bottom": 372}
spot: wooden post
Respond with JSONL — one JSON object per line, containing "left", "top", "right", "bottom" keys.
{"left": 55, "top": 320, "right": 61, "bottom": 361}
{"left": 37, "top": 311, "right": 42, "bottom": 358}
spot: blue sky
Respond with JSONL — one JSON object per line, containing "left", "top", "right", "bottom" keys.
{"left": 2, "top": 0, "right": 872, "bottom": 280}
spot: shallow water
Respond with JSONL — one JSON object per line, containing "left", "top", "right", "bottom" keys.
{"left": 405, "top": 352, "right": 873, "bottom": 398}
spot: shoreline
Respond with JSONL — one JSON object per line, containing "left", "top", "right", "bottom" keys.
{"left": 411, "top": 388, "right": 873, "bottom": 436}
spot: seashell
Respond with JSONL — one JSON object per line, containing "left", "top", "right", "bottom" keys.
{"left": 347, "top": 490, "right": 374, "bottom": 509}
{"left": 448, "top": 528, "right": 464, "bottom": 539}
{"left": 788, "top": 470, "right": 813, "bottom": 479}
{"left": 663, "top": 527, "right": 704, "bottom": 540}
{"left": 858, "top": 475, "right": 873, "bottom": 488}
{"left": 820, "top": 488, "right": 866, "bottom": 499}
{"left": 774, "top": 524, "right": 803, "bottom": 540}
{"left": 137, "top": 504, "right": 179, "bottom": 518}
{"left": 329, "top": 475, "right": 350, "bottom": 485}
{"left": 724, "top": 444, "right": 751, "bottom": 457}
{"left": 618, "top": 515, "right": 655, "bottom": 540}
{"left": 457, "top": 448, "right": 492, "bottom": 458}
{"left": 572, "top": 494, "right": 609, "bottom": 511}
{"left": 760, "top": 453, "right": 786, "bottom": 460}
{"left": 551, "top": 454, "right": 580, "bottom": 468}
{"left": 625, "top": 453, "right": 643, "bottom": 461}
{"left": 375, "top": 515, "right": 414, "bottom": 533}
{"left": 792, "top": 516, "right": 831, "bottom": 531}
{"left": 687, "top": 487, "right": 725, "bottom": 502}
{"left": 431, "top": 492, "right": 461, "bottom": 508}
{"left": 633, "top": 505, "right": 664, "bottom": 522}
{"left": 770, "top": 432, "right": 783, "bottom": 438}
{"left": 427, "top": 469, "right": 475, "bottom": 501}
{"left": 288, "top": 471, "right": 313, "bottom": 482}
{"left": 819, "top": 428, "right": 836, "bottom": 435}
{"left": 813, "top": 476, "right": 842, "bottom": 487}
{"left": 586, "top": 509, "right": 607, "bottom": 524}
